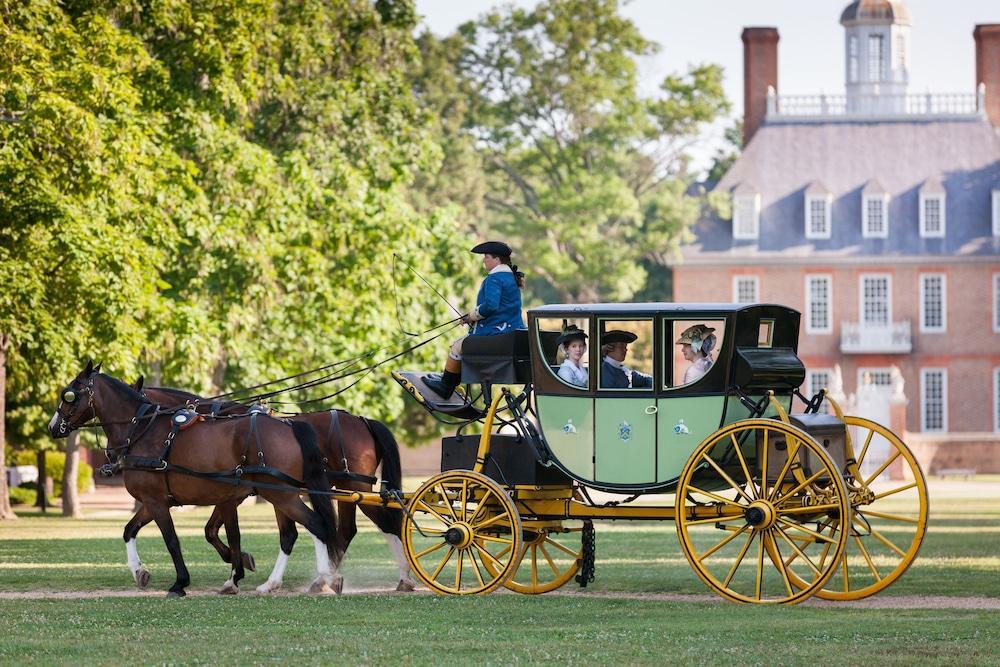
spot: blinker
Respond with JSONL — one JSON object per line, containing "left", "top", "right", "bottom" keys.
{"left": 62, "top": 389, "right": 78, "bottom": 403}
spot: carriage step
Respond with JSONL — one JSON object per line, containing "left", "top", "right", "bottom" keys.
{"left": 392, "top": 371, "right": 486, "bottom": 420}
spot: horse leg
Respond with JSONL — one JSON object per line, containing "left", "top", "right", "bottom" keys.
{"left": 145, "top": 500, "right": 191, "bottom": 597}
{"left": 267, "top": 495, "right": 339, "bottom": 594}
{"left": 207, "top": 501, "right": 256, "bottom": 577}
{"left": 256, "top": 509, "right": 298, "bottom": 594}
{"left": 123, "top": 504, "right": 154, "bottom": 589}
{"left": 360, "top": 504, "right": 416, "bottom": 591}
{"left": 218, "top": 504, "right": 247, "bottom": 595}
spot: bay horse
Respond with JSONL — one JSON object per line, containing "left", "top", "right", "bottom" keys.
{"left": 133, "top": 380, "right": 415, "bottom": 592}
{"left": 48, "top": 361, "right": 345, "bottom": 597}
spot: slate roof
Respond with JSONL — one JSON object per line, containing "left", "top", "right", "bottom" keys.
{"left": 684, "top": 118, "right": 1000, "bottom": 263}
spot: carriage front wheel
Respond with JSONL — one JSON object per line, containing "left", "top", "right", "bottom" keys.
{"left": 480, "top": 522, "right": 587, "bottom": 594}
{"left": 675, "top": 419, "right": 851, "bottom": 604}
{"left": 402, "top": 470, "right": 523, "bottom": 595}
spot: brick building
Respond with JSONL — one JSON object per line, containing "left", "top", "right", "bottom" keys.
{"left": 676, "top": 1, "right": 1000, "bottom": 473}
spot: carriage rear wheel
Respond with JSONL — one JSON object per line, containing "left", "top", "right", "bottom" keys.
{"left": 480, "top": 523, "right": 585, "bottom": 594}
{"left": 675, "top": 419, "right": 851, "bottom": 604}
{"left": 402, "top": 470, "right": 523, "bottom": 595}
{"left": 774, "top": 416, "right": 929, "bottom": 600}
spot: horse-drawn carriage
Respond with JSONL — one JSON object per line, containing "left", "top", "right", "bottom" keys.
{"left": 389, "top": 302, "right": 928, "bottom": 603}
{"left": 50, "top": 302, "right": 927, "bottom": 604}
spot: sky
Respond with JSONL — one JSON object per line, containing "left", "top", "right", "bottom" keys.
{"left": 414, "top": 0, "right": 999, "bottom": 172}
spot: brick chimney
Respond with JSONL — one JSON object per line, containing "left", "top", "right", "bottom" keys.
{"left": 974, "top": 24, "right": 1000, "bottom": 127}
{"left": 742, "top": 27, "right": 779, "bottom": 146}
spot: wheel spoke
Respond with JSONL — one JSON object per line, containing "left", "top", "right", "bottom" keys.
{"left": 855, "top": 428, "right": 875, "bottom": 468}
{"left": 460, "top": 479, "right": 469, "bottom": 520}
{"left": 841, "top": 549, "right": 850, "bottom": 593}
{"left": 817, "top": 519, "right": 839, "bottom": 569}
{"left": 472, "top": 512, "right": 511, "bottom": 531}
{"left": 766, "top": 443, "right": 801, "bottom": 501}
{"left": 476, "top": 533, "right": 514, "bottom": 545}
{"left": 854, "top": 535, "right": 882, "bottom": 581}
{"left": 769, "top": 534, "right": 795, "bottom": 597}
{"left": 775, "top": 517, "right": 840, "bottom": 544}
{"left": 416, "top": 500, "right": 453, "bottom": 527}
{"left": 774, "top": 469, "right": 828, "bottom": 506}
{"left": 867, "top": 526, "right": 907, "bottom": 558}
{"left": 862, "top": 509, "right": 919, "bottom": 525}
{"left": 755, "top": 531, "right": 765, "bottom": 599}
{"left": 539, "top": 543, "right": 560, "bottom": 575}
{"left": 778, "top": 503, "right": 842, "bottom": 516}
{"left": 760, "top": 428, "right": 770, "bottom": 500}
{"left": 530, "top": 548, "right": 538, "bottom": 587}
{"left": 685, "top": 515, "right": 746, "bottom": 527}
{"left": 700, "top": 453, "right": 755, "bottom": 504}
{"left": 466, "top": 489, "right": 495, "bottom": 525}
{"left": 436, "top": 484, "right": 459, "bottom": 522}
{"left": 473, "top": 541, "right": 504, "bottom": 569}
{"left": 723, "top": 531, "right": 756, "bottom": 588}
{"left": 774, "top": 525, "right": 822, "bottom": 577}
{"left": 546, "top": 537, "right": 580, "bottom": 558}
{"left": 414, "top": 540, "right": 448, "bottom": 560}
{"left": 686, "top": 485, "right": 747, "bottom": 508}
{"left": 864, "top": 450, "right": 901, "bottom": 486}
{"left": 698, "top": 524, "right": 750, "bottom": 562}
{"left": 730, "top": 433, "right": 758, "bottom": 499}
{"left": 873, "top": 481, "right": 918, "bottom": 501}
{"left": 469, "top": 550, "right": 486, "bottom": 586}
{"left": 430, "top": 546, "right": 455, "bottom": 580}
{"left": 454, "top": 549, "right": 464, "bottom": 589}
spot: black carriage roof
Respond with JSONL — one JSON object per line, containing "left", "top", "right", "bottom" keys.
{"left": 530, "top": 302, "right": 797, "bottom": 316}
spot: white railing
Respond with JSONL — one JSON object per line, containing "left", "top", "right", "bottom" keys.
{"left": 767, "top": 84, "right": 986, "bottom": 120}
{"left": 840, "top": 320, "right": 912, "bottom": 354}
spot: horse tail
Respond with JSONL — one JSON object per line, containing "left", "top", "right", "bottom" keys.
{"left": 290, "top": 420, "right": 344, "bottom": 565}
{"left": 364, "top": 418, "right": 404, "bottom": 536}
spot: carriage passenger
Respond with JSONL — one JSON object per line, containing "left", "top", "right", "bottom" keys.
{"left": 677, "top": 324, "right": 716, "bottom": 384}
{"left": 555, "top": 324, "right": 588, "bottom": 387}
{"left": 423, "top": 241, "right": 526, "bottom": 399}
{"left": 600, "top": 330, "right": 653, "bottom": 389}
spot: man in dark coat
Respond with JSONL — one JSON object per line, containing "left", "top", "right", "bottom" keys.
{"left": 600, "top": 330, "right": 653, "bottom": 389}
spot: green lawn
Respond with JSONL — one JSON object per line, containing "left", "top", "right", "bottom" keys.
{"left": 0, "top": 479, "right": 998, "bottom": 665}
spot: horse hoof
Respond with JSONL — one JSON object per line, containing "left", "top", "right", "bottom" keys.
{"left": 333, "top": 575, "right": 344, "bottom": 595}
{"left": 396, "top": 580, "right": 416, "bottom": 592}
{"left": 242, "top": 552, "right": 256, "bottom": 572}
{"left": 219, "top": 583, "right": 239, "bottom": 595}
{"left": 166, "top": 589, "right": 186, "bottom": 598}
{"left": 307, "top": 579, "right": 336, "bottom": 595}
{"left": 135, "top": 568, "right": 151, "bottom": 590}
{"left": 256, "top": 581, "right": 281, "bottom": 594}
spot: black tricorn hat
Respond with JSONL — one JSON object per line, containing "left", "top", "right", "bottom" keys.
{"left": 555, "top": 324, "right": 588, "bottom": 346}
{"left": 471, "top": 240, "right": 513, "bottom": 256}
{"left": 601, "top": 330, "right": 637, "bottom": 345}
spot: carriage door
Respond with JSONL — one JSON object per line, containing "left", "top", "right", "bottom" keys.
{"left": 594, "top": 318, "right": 657, "bottom": 485}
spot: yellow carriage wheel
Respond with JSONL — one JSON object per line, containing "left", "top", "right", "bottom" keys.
{"left": 481, "top": 523, "right": 585, "bottom": 594}
{"left": 675, "top": 419, "right": 851, "bottom": 605}
{"left": 774, "top": 416, "right": 928, "bottom": 600}
{"left": 402, "top": 470, "right": 523, "bottom": 595}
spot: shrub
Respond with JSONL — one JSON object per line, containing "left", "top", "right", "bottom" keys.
{"left": 9, "top": 486, "right": 36, "bottom": 506}
{"left": 8, "top": 450, "right": 94, "bottom": 497}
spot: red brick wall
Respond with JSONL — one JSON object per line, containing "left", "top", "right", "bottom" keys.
{"left": 742, "top": 27, "right": 779, "bottom": 146}
{"left": 974, "top": 24, "right": 1000, "bottom": 128}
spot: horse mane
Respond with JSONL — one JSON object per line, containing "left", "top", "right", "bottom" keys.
{"left": 99, "top": 373, "right": 151, "bottom": 404}
{"left": 150, "top": 385, "right": 247, "bottom": 410}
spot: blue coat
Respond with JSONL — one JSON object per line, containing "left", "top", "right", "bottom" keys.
{"left": 471, "top": 270, "right": 525, "bottom": 336}
{"left": 600, "top": 360, "right": 653, "bottom": 389}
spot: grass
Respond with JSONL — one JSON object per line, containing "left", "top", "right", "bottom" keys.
{"left": 0, "top": 478, "right": 998, "bottom": 665}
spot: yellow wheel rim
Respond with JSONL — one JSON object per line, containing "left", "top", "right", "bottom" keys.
{"left": 675, "top": 419, "right": 851, "bottom": 605}
{"left": 481, "top": 523, "right": 584, "bottom": 594}
{"left": 777, "top": 416, "right": 929, "bottom": 600}
{"left": 402, "top": 470, "right": 522, "bottom": 595}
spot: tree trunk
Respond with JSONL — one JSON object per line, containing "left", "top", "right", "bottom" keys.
{"left": 62, "top": 431, "right": 81, "bottom": 518}
{"left": 36, "top": 450, "right": 48, "bottom": 513}
{"left": 0, "top": 333, "right": 16, "bottom": 519}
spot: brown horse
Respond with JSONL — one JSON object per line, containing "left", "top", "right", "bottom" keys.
{"left": 134, "top": 381, "right": 415, "bottom": 592}
{"left": 48, "top": 361, "right": 345, "bottom": 597}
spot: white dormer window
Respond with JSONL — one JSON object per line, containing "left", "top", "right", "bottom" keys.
{"left": 805, "top": 193, "right": 832, "bottom": 239}
{"left": 867, "top": 34, "right": 884, "bottom": 82}
{"left": 732, "top": 192, "right": 760, "bottom": 240}
{"left": 919, "top": 193, "right": 945, "bottom": 237}
{"left": 848, "top": 36, "right": 859, "bottom": 83}
{"left": 862, "top": 194, "right": 889, "bottom": 238}
{"left": 993, "top": 190, "right": 1000, "bottom": 236}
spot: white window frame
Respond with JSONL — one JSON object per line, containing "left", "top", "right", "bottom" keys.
{"left": 868, "top": 34, "right": 884, "bottom": 82}
{"left": 733, "top": 194, "right": 761, "bottom": 240}
{"left": 994, "top": 367, "right": 1000, "bottom": 433}
{"left": 862, "top": 193, "right": 890, "bottom": 239}
{"left": 848, "top": 36, "right": 859, "bottom": 83}
{"left": 859, "top": 273, "right": 892, "bottom": 327}
{"left": 919, "top": 273, "right": 946, "bottom": 333}
{"left": 994, "top": 274, "right": 1000, "bottom": 333}
{"left": 919, "top": 193, "right": 946, "bottom": 238}
{"left": 805, "top": 194, "right": 832, "bottom": 240}
{"left": 992, "top": 190, "right": 1000, "bottom": 237}
{"left": 805, "top": 274, "right": 833, "bottom": 334}
{"left": 856, "top": 367, "right": 893, "bottom": 391}
{"left": 732, "top": 276, "right": 759, "bottom": 304}
{"left": 920, "top": 368, "right": 948, "bottom": 433}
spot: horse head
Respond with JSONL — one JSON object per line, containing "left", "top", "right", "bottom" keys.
{"left": 47, "top": 359, "right": 102, "bottom": 438}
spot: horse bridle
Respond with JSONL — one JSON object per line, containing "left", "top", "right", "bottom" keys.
{"left": 54, "top": 374, "right": 97, "bottom": 436}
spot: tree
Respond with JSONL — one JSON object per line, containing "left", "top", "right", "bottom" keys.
{"left": 415, "top": 0, "right": 730, "bottom": 303}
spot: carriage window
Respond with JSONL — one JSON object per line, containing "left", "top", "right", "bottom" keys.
{"left": 667, "top": 319, "right": 726, "bottom": 388}
{"left": 598, "top": 319, "right": 653, "bottom": 390}
{"left": 758, "top": 319, "right": 774, "bottom": 348}
{"left": 536, "top": 317, "right": 591, "bottom": 390}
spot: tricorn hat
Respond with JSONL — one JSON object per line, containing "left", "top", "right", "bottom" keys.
{"left": 601, "top": 330, "right": 638, "bottom": 346}
{"left": 471, "top": 240, "right": 513, "bottom": 256}
{"left": 556, "top": 324, "right": 588, "bottom": 346}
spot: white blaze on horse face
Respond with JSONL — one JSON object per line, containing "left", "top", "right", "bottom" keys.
{"left": 383, "top": 533, "right": 415, "bottom": 585}
{"left": 256, "top": 550, "right": 289, "bottom": 593}
{"left": 125, "top": 539, "right": 141, "bottom": 576}
{"left": 47, "top": 408, "right": 60, "bottom": 434}
{"left": 312, "top": 536, "right": 334, "bottom": 581}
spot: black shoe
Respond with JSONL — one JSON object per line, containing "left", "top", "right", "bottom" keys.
{"left": 424, "top": 371, "right": 460, "bottom": 399}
